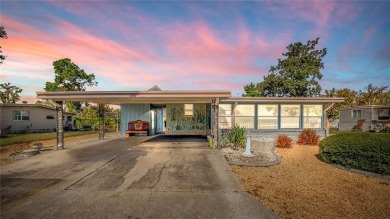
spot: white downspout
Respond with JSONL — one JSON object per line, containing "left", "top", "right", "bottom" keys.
{"left": 324, "top": 103, "right": 335, "bottom": 137}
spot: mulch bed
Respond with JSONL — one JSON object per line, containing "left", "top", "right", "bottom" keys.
{"left": 230, "top": 144, "right": 390, "bottom": 218}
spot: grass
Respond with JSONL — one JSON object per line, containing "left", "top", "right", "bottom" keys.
{"left": 0, "top": 131, "right": 100, "bottom": 147}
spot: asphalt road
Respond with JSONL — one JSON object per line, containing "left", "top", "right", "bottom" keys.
{"left": 0, "top": 135, "right": 278, "bottom": 219}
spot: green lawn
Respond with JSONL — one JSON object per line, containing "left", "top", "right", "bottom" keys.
{"left": 0, "top": 131, "right": 100, "bottom": 147}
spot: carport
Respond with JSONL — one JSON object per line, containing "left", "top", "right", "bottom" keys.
{"left": 36, "top": 88, "right": 231, "bottom": 149}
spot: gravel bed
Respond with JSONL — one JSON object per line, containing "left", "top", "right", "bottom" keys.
{"left": 231, "top": 144, "right": 390, "bottom": 218}
{"left": 221, "top": 140, "right": 280, "bottom": 166}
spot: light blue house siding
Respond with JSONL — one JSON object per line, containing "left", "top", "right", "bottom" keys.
{"left": 120, "top": 104, "right": 151, "bottom": 136}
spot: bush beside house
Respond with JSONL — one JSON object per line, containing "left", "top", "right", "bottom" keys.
{"left": 319, "top": 133, "right": 390, "bottom": 175}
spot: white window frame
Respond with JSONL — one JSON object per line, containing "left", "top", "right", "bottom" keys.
{"left": 13, "top": 110, "right": 30, "bottom": 121}
{"left": 234, "top": 104, "right": 255, "bottom": 129}
{"left": 257, "top": 104, "right": 278, "bottom": 129}
{"left": 184, "top": 104, "right": 194, "bottom": 117}
{"left": 352, "top": 110, "right": 361, "bottom": 119}
{"left": 218, "top": 104, "right": 232, "bottom": 129}
{"left": 280, "top": 105, "right": 300, "bottom": 129}
{"left": 303, "top": 105, "right": 323, "bottom": 128}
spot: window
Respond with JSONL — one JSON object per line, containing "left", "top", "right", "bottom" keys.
{"left": 184, "top": 104, "right": 194, "bottom": 116}
{"left": 234, "top": 104, "right": 255, "bottom": 129}
{"left": 219, "top": 104, "right": 232, "bottom": 129}
{"left": 258, "top": 105, "right": 278, "bottom": 129}
{"left": 46, "top": 114, "right": 55, "bottom": 120}
{"left": 13, "top": 110, "right": 30, "bottom": 121}
{"left": 303, "top": 105, "right": 322, "bottom": 128}
{"left": 378, "top": 108, "right": 389, "bottom": 120}
{"left": 352, "top": 110, "right": 361, "bottom": 118}
{"left": 281, "top": 105, "right": 300, "bottom": 128}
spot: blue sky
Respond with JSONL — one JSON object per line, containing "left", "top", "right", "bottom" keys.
{"left": 1, "top": 0, "right": 390, "bottom": 102}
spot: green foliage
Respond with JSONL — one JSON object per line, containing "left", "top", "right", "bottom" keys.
{"left": 0, "top": 82, "right": 23, "bottom": 103}
{"left": 45, "top": 58, "right": 98, "bottom": 92}
{"left": 0, "top": 26, "right": 7, "bottom": 64}
{"left": 243, "top": 38, "right": 327, "bottom": 97}
{"left": 220, "top": 129, "right": 232, "bottom": 148}
{"left": 275, "top": 135, "right": 293, "bottom": 148}
{"left": 355, "top": 119, "right": 366, "bottom": 132}
{"left": 45, "top": 58, "right": 98, "bottom": 112}
{"left": 230, "top": 125, "right": 246, "bottom": 148}
{"left": 319, "top": 133, "right": 390, "bottom": 175}
{"left": 297, "top": 129, "right": 320, "bottom": 145}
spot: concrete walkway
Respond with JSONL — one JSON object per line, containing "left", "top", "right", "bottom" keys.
{"left": 0, "top": 135, "right": 278, "bottom": 219}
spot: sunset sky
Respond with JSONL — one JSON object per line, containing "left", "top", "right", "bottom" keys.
{"left": 1, "top": 1, "right": 390, "bottom": 103}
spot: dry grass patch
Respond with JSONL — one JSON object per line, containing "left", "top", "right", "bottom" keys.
{"left": 231, "top": 144, "right": 390, "bottom": 219}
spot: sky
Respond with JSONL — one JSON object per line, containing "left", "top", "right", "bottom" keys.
{"left": 1, "top": 0, "right": 390, "bottom": 103}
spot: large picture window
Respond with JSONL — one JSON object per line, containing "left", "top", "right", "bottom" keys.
{"left": 258, "top": 105, "right": 278, "bottom": 129}
{"left": 13, "top": 110, "right": 30, "bottom": 121}
{"left": 303, "top": 105, "right": 322, "bottom": 128}
{"left": 219, "top": 104, "right": 232, "bottom": 129}
{"left": 234, "top": 104, "right": 255, "bottom": 129}
{"left": 281, "top": 105, "right": 300, "bottom": 128}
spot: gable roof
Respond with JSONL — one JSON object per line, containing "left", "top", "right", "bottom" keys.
{"left": 148, "top": 85, "right": 162, "bottom": 91}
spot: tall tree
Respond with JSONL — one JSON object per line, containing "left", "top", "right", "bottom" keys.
{"left": 0, "top": 26, "right": 8, "bottom": 64}
{"left": 243, "top": 38, "right": 327, "bottom": 97}
{"left": 358, "top": 84, "right": 389, "bottom": 105}
{"left": 45, "top": 58, "right": 98, "bottom": 112}
{"left": 324, "top": 88, "right": 358, "bottom": 126}
{"left": 0, "top": 82, "right": 23, "bottom": 103}
{"left": 45, "top": 58, "right": 98, "bottom": 92}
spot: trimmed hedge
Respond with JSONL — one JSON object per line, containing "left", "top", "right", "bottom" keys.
{"left": 319, "top": 133, "right": 390, "bottom": 175}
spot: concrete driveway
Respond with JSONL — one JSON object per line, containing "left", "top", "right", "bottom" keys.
{"left": 0, "top": 135, "right": 278, "bottom": 219}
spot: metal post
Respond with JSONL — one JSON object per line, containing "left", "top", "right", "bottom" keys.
{"left": 56, "top": 101, "right": 64, "bottom": 149}
{"left": 116, "top": 112, "right": 119, "bottom": 132}
{"left": 99, "top": 103, "right": 105, "bottom": 140}
{"left": 212, "top": 98, "right": 219, "bottom": 147}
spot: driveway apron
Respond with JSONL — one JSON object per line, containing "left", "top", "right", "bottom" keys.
{"left": 0, "top": 135, "right": 278, "bottom": 219}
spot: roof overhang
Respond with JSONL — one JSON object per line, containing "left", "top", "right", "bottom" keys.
{"left": 221, "top": 97, "right": 345, "bottom": 103}
{"left": 36, "top": 90, "right": 232, "bottom": 104}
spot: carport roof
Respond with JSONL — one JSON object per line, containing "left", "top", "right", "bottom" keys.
{"left": 36, "top": 90, "right": 232, "bottom": 104}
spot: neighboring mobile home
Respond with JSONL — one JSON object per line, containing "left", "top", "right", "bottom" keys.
{"left": 339, "top": 105, "right": 390, "bottom": 131}
{"left": 0, "top": 103, "right": 75, "bottom": 134}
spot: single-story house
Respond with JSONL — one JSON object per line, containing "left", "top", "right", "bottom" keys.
{"left": 36, "top": 86, "right": 344, "bottom": 147}
{"left": 0, "top": 103, "right": 75, "bottom": 134}
{"left": 339, "top": 105, "right": 390, "bottom": 131}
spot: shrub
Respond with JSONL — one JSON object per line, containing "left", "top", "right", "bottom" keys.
{"left": 275, "top": 135, "right": 293, "bottom": 148}
{"left": 355, "top": 119, "right": 366, "bottom": 132}
{"left": 230, "top": 125, "right": 246, "bottom": 148}
{"left": 297, "top": 129, "right": 320, "bottom": 145}
{"left": 319, "top": 132, "right": 390, "bottom": 175}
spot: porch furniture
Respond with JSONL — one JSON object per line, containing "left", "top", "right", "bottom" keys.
{"left": 126, "top": 120, "right": 149, "bottom": 136}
